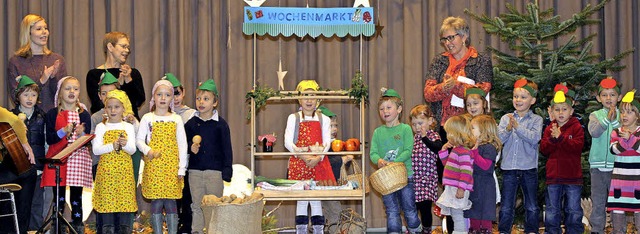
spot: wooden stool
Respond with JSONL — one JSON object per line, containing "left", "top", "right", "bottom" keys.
{"left": 0, "top": 183, "right": 22, "bottom": 234}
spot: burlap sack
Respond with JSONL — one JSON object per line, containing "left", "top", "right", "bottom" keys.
{"left": 202, "top": 194, "right": 264, "bottom": 234}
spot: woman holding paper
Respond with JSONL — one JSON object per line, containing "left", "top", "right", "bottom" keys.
{"left": 423, "top": 16, "right": 493, "bottom": 127}
{"left": 422, "top": 16, "right": 493, "bottom": 233}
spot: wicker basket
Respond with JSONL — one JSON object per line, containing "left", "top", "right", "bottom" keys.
{"left": 369, "top": 162, "right": 407, "bottom": 195}
{"left": 340, "top": 161, "right": 370, "bottom": 193}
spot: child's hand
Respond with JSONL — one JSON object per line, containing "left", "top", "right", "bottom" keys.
{"left": 74, "top": 123, "right": 86, "bottom": 136}
{"left": 472, "top": 139, "right": 480, "bottom": 150}
{"left": 508, "top": 114, "right": 519, "bottom": 129}
{"left": 455, "top": 189, "right": 465, "bottom": 199}
{"left": 608, "top": 106, "right": 617, "bottom": 122}
{"left": 377, "top": 159, "right": 388, "bottom": 168}
{"left": 191, "top": 143, "right": 200, "bottom": 154}
{"left": 147, "top": 149, "right": 161, "bottom": 160}
{"left": 441, "top": 142, "right": 453, "bottom": 151}
{"left": 620, "top": 128, "right": 631, "bottom": 140}
{"left": 125, "top": 114, "right": 136, "bottom": 123}
{"left": 342, "top": 155, "right": 354, "bottom": 164}
{"left": 547, "top": 106, "right": 555, "bottom": 122}
{"left": 63, "top": 123, "right": 75, "bottom": 135}
{"left": 550, "top": 123, "right": 561, "bottom": 138}
{"left": 506, "top": 114, "right": 514, "bottom": 131}
{"left": 305, "top": 156, "right": 321, "bottom": 168}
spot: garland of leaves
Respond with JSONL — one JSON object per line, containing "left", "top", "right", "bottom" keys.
{"left": 245, "top": 71, "right": 369, "bottom": 119}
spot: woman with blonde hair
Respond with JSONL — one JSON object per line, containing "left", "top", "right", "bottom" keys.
{"left": 8, "top": 14, "right": 67, "bottom": 111}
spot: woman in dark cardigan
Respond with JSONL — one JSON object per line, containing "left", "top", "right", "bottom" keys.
{"left": 86, "top": 31, "right": 145, "bottom": 119}
{"left": 8, "top": 14, "right": 67, "bottom": 111}
{"left": 423, "top": 16, "right": 493, "bottom": 233}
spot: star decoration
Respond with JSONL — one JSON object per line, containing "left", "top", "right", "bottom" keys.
{"left": 375, "top": 23, "right": 384, "bottom": 38}
{"left": 59, "top": 197, "right": 65, "bottom": 201}
{"left": 277, "top": 60, "right": 288, "bottom": 90}
{"left": 74, "top": 212, "right": 81, "bottom": 218}
{"left": 72, "top": 201, "right": 79, "bottom": 206}
{"left": 353, "top": 0, "right": 370, "bottom": 8}
{"left": 244, "top": 0, "right": 266, "bottom": 7}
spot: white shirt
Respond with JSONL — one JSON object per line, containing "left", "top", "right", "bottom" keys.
{"left": 284, "top": 111, "right": 332, "bottom": 154}
{"left": 92, "top": 121, "right": 137, "bottom": 156}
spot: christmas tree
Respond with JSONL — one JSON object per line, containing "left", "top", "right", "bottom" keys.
{"left": 465, "top": 0, "right": 633, "bottom": 119}
{"left": 465, "top": 0, "right": 634, "bottom": 228}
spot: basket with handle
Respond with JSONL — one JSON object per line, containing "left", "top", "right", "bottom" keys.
{"left": 339, "top": 160, "right": 369, "bottom": 193}
{"left": 369, "top": 162, "right": 407, "bottom": 195}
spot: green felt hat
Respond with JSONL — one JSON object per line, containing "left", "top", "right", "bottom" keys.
{"left": 464, "top": 87, "right": 486, "bottom": 98}
{"left": 317, "top": 106, "right": 336, "bottom": 117}
{"left": 514, "top": 78, "right": 537, "bottom": 97}
{"left": 598, "top": 77, "right": 620, "bottom": 94}
{"left": 163, "top": 73, "right": 182, "bottom": 87}
{"left": 99, "top": 71, "right": 118, "bottom": 86}
{"left": 198, "top": 79, "right": 218, "bottom": 95}
{"left": 382, "top": 88, "right": 401, "bottom": 99}
{"left": 15, "top": 75, "right": 36, "bottom": 91}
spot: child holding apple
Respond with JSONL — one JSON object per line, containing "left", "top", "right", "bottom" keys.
{"left": 284, "top": 80, "right": 335, "bottom": 234}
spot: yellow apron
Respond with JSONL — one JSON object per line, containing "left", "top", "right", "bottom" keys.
{"left": 142, "top": 121, "right": 183, "bottom": 199}
{"left": 93, "top": 129, "right": 137, "bottom": 213}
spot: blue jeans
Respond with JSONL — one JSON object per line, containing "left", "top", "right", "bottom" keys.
{"left": 544, "top": 184, "right": 584, "bottom": 234}
{"left": 382, "top": 177, "right": 422, "bottom": 233}
{"left": 498, "top": 169, "right": 540, "bottom": 233}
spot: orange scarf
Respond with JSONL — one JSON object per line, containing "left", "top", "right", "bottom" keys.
{"left": 443, "top": 46, "right": 478, "bottom": 79}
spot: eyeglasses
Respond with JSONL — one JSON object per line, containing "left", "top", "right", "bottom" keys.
{"left": 117, "top": 44, "right": 131, "bottom": 50}
{"left": 439, "top": 33, "right": 459, "bottom": 43}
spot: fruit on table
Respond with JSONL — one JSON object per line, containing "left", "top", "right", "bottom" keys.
{"left": 331, "top": 140, "right": 344, "bottom": 152}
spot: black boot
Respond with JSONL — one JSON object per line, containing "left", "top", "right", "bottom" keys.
{"left": 295, "top": 215, "right": 309, "bottom": 234}
{"left": 310, "top": 216, "right": 325, "bottom": 234}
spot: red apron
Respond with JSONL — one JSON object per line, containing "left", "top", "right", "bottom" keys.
{"left": 41, "top": 111, "right": 71, "bottom": 187}
{"left": 287, "top": 120, "right": 336, "bottom": 182}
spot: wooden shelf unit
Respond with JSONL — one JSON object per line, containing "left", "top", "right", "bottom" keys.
{"left": 250, "top": 91, "right": 367, "bottom": 218}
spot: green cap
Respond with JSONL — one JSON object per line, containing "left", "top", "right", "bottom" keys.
{"left": 15, "top": 75, "right": 36, "bottom": 91}
{"left": 99, "top": 71, "right": 118, "bottom": 86}
{"left": 464, "top": 87, "right": 486, "bottom": 98}
{"left": 382, "top": 88, "right": 401, "bottom": 99}
{"left": 198, "top": 79, "right": 218, "bottom": 95}
{"left": 163, "top": 73, "right": 182, "bottom": 87}
{"left": 317, "top": 106, "right": 336, "bottom": 117}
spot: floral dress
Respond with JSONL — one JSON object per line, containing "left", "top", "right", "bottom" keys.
{"left": 287, "top": 120, "right": 335, "bottom": 182}
{"left": 142, "top": 121, "right": 184, "bottom": 199}
{"left": 93, "top": 128, "right": 137, "bottom": 213}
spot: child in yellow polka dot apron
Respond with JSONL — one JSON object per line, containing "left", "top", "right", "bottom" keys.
{"left": 91, "top": 89, "right": 138, "bottom": 233}
{"left": 136, "top": 79, "right": 188, "bottom": 234}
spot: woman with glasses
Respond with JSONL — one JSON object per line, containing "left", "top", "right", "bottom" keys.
{"left": 86, "top": 31, "right": 145, "bottom": 119}
{"left": 422, "top": 16, "right": 493, "bottom": 234}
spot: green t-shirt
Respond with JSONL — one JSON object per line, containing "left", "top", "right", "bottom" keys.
{"left": 369, "top": 123, "right": 415, "bottom": 176}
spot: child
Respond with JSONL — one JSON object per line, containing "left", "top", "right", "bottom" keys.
{"left": 436, "top": 115, "right": 474, "bottom": 234}
{"left": 588, "top": 77, "right": 621, "bottom": 234}
{"left": 164, "top": 73, "right": 196, "bottom": 123}
{"left": 607, "top": 90, "right": 640, "bottom": 234}
{"left": 370, "top": 88, "right": 423, "bottom": 234}
{"left": 497, "top": 77, "right": 543, "bottom": 234}
{"left": 540, "top": 85, "right": 585, "bottom": 234}
{"left": 11, "top": 75, "right": 45, "bottom": 231}
{"left": 43, "top": 76, "right": 92, "bottom": 233}
{"left": 162, "top": 72, "right": 195, "bottom": 233}
{"left": 464, "top": 114, "right": 501, "bottom": 233}
{"left": 136, "top": 79, "right": 188, "bottom": 234}
{"left": 184, "top": 79, "right": 233, "bottom": 234}
{"left": 284, "top": 80, "right": 335, "bottom": 234}
{"left": 317, "top": 106, "right": 354, "bottom": 233}
{"left": 90, "top": 71, "right": 120, "bottom": 176}
{"left": 464, "top": 87, "right": 490, "bottom": 117}
{"left": 409, "top": 104, "right": 441, "bottom": 234}
{"left": 91, "top": 90, "right": 138, "bottom": 233}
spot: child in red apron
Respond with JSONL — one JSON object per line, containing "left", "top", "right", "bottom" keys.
{"left": 43, "top": 76, "right": 92, "bottom": 233}
{"left": 284, "top": 80, "right": 335, "bottom": 234}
